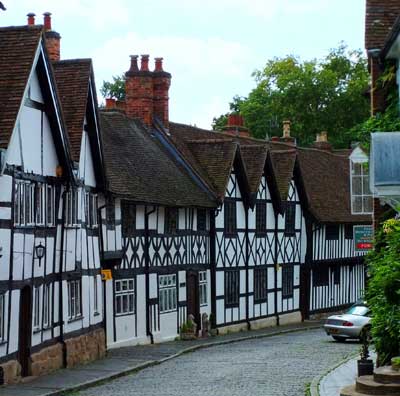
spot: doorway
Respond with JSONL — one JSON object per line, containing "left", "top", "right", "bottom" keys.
{"left": 186, "top": 271, "right": 200, "bottom": 331}
{"left": 19, "top": 286, "right": 32, "bottom": 377}
{"left": 300, "top": 266, "right": 310, "bottom": 321}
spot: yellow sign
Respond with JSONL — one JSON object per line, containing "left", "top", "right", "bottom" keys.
{"left": 101, "top": 269, "right": 112, "bottom": 281}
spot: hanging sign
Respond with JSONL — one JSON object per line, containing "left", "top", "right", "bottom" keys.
{"left": 354, "top": 225, "right": 373, "bottom": 252}
{"left": 101, "top": 269, "right": 112, "bottom": 281}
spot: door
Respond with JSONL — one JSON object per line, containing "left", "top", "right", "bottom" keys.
{"left": 300, "top": 266, "right": 310, "bottom": 321}
{"left": 19, "top": 286, "right": 32, "bottom": 377}
{"left": 186, "top": 271, "right": 200, "bottom": 330}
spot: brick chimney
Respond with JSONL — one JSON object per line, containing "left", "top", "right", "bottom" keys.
{"left": 153, "top": 58, "right": 171, "bottom": 128}
{"left": 313, "top": 131, "right": 332, "bottom": 151}
{"left": 27, "top": 12, "right": 36, "bottom": 26}
{"left": 43, "top": 12, "right": 61, "bottom": 62}
{"left": 222, "top": 114, "right": 250, "bottom": 138}
{"left": 271, "top": 120, "right": 296, "bottom": 145}
{"left": 125, "top": 55, "right": 154, "bottom": 126}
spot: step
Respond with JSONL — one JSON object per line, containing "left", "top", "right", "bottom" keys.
{"left": 356, "top": 375, "right": 400, "bottom": 395}
{"left": 340, "top": 384, "right": 372, "bottom": 396}
{"left": 374, "top": 366, "right": 400, "bottom": 384}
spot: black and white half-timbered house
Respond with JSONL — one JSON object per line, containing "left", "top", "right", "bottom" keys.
{"left": 99, "top": 55, "right": 216, "bottom": 348}
{"left": 0, "top": 16, "right": 106, "bottom": 384}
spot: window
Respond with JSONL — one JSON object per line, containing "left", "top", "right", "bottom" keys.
{"left": 256, "top": 202, "right": 267, "bottom": 234}
{"left": 115, "top": 279, "right": 135, "bottom": 315}
{"left": 165, "top": 207, "right": 178, "bottom": 234}
{"left": 159, "top": 274, "right": 177, "bottom": 313}
{"left": 121, "top": 201, "right": 136, "bottom": 237}
{"left": 326, "top": 224, "right": 339, "bottom": 240}
{"left": 93, "top": 276, "right": 99, "bottom": 314}
{"left": 67, "top": 280, "right": 82, "bottom": 320}
{"left": 0, "top": 294, "right": 4, "bottom": 341}
{"left": 106, "top": 197, "right": 115, "bottom": 228}
{"left": 199, "top": 271, "right": 208, "bottom": 306}
{"left": 313, "top": 266, "right": 329, "bottom": 287}
{"left": 14, "top": 181, "right": 55, "bottom": 227}
{"left": 65, "top": 190, "right": 78, "bottom": 227}
{"left": 332, "top": 266, "right": 340, "bottom": 285}
{"left": 344, "top": 225, "right": 353, "bottom": 240}
{"left": 224, "top": 200, "right": 237, "bottom": 236}
{"left": 197, "top": 209, "right": 207, "bottom": 232}
{"left": 282, "top": 265, "right": 294, "bottom": 298}
{"left": 351, "top": 160, "right": 373, "bottom": 214}
{"left": 284, "top": 202, "right": 296, "bottom": 236}
{"left": 33, "top": 286, "right": 40, "bottom": 329}
{"left": 43, "top": 284, "right": 51, "bottom": 328}
{"left": 85, "top": 192, "right": 98, "bottom": 228}
{"left": 254, "top": 268, "right": 267, "bottom": 302}
{"left": 225, "top": 270, "right": 240, "bottom": 307}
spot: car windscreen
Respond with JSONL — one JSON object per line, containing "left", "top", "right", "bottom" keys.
{"left": 346, "top": 305, "right": 369, "bottom": 316}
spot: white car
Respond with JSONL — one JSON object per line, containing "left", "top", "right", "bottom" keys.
{"left": 324, "top": 303, "right": 371, "bottom": 342}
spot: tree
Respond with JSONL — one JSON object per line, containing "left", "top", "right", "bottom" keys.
{"left": 100, "top": 74, "right": 126, "bottom": 101}
{"left": 213, "top": 44, "right": 370, "bottom": 148}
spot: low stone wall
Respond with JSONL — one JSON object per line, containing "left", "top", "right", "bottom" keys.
{"left": 279, "top": 311, "right": 302, "bottom": 326}
{"left": 250, "top": 316, "right": 277, "bottom": 330}
{"left": 65, "top": 328, "right": 106, "bottom": 368}
{"left": 30, "top": 343, "right": 64, "bottom": 377}
{"left": 0, "top": 359, "right": 21, "bottom": 385}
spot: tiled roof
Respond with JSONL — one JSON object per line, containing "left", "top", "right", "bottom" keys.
{"left": 296, "top": 148, "right": 371, "bottom": 224}
{"left": 0, "top": 25, "right": 43, "bottom": 149}
{"left": 365, "top": 0, "right": 400, "bottom": 50}
{"left": 240, "top": 145, "right": 268, "bottom": 194}
{"left": 100, "top": 111, "right": 215, "bottom": 207}
{"left": 53, "top": 59, "right": 92, "bottom": 162}
{"left": 269, "top": 149, "right": 297, "bottom": 201}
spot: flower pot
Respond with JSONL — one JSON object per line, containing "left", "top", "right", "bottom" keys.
{"left": 180, "top": 332, "right": 197, "bottom": 341}
{"left": 358, "top": 359, "right": 374, "bottom": 376}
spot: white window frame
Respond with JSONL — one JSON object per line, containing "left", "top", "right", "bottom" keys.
{"left": 159, "top": 274, "right": 177, "bottom": 313}
{"left": 67, "top": 280, "right": 82, "bottom": 320}
{"left": 85, "top": 192, "right": 98, "bottom": 228}
{"left": 65, "top": 189, "right": 79, "bottom": 227}
{"left": 35, "top": 183, "right": 46, "bottom": 226}
{"left": 350, "top": 156, "right": 373, "bottom": 215}
{"left": 43, "top": 284, "right": 51, "bottom": 328}
{"left": 33, "top": 286, "right": 40, "bottom": 330}
{"left": 93, "top": 276, "right": 99, "bottom": 315}
{"left": 46, "top": 185, "right": 55, "bottom": 226}
{"left": 199, "top": 271, "right": 208, "bottom": 306}
{"left": 115, "top": 279, "right": 135, "bottom": 316}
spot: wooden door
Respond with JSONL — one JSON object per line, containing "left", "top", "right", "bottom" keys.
{"left": 19, "top": 286, "right": 32, "bottom": 377}
{"left": 300, "top": 266, "right": 310, "bottom": 321}
{"left": 186, "top": 271, "right": 200, "bottom": 330}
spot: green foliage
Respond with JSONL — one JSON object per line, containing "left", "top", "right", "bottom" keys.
{"left": 214, "top": 43, "right": 370, "bottom": 148}
{"left": 347, "top": 63, "right": 400, "bottom": 152}
{"left": 180, "top": 319, "right": 194, "bottom": 333}
{"left": 100, "top": 74, "right": 126, "bottom": 101}
{"left": 366, "top": 218, "right": 400, "bottom": 366}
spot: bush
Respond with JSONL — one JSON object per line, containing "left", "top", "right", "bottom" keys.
{"left": 366, "top": 219, "right": 400, "bottom": 365}
{"left": 180, "top": 319, "right": 194, "bottom": 333}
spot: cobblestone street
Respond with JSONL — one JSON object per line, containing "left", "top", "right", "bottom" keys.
{"left": 78, "top": 328, "right": 359, "bottom": 396}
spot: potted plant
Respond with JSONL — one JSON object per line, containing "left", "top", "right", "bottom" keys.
{"left": 392, "top": 357, "right": 400, "bottom": 371}
{"left": 357, "top": 330, "right": 374, "bottom": 376}
{"left": 209, "top": 313, "right": 218, "bottom": 337}
{"left": 180, "top": 319, "right": 197, "bottom": 341}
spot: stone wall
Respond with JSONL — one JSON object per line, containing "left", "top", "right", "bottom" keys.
{"left": 30, "top": 343, "right": 64, "bottom": 378}
{"left": 65, "top": 328, "right": 106, "bottom": 368}
{"left": 0, "top": 359, "right": 21, "bottom": 385}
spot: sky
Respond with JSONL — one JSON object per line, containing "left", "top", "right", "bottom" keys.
{"left": 2, "top": 0, "right": 366, "bottom": 129}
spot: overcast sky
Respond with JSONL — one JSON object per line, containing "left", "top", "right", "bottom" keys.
{"left": 2, "top": 0, "right": 366, "bottom": 129}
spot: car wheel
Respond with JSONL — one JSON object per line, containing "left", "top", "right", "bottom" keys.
{"left": 332, "top": 336, "right": 347, "bottom": 342}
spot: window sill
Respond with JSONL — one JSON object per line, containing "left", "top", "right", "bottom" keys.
{"left": 68, "top": 316, "right": 83, "bottom": 324}
{"left": 115, "top": 311, "right": 135, "bottom": 317}
{"left": 223, "top": 232, "right": 238, "bottom": 239}
{"left": 0, "top": 340, "right": 7, "bottom": 346}
{"left": 94, "top": 311, "right": 100, "bottom": 317}
{"left": 160, "top": 308, "right": 177, "bottom": 314}
{"left": 225, "top": 303, "right": 239, "bottom": 309}
{"left": 33, "top": 327, "right": 41, "bottom": 334}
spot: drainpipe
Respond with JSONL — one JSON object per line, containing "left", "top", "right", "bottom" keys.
{"left": 274, "top": 211, "right": 279, "bottom": 326}
{"left": 58, "top": 187, "right": 67, "bottom": 367}
{"left": 145, "top": 205, "right": 156, "bottom": 344}
{"left": 245, "top": 208, "right": 250, "bottom": 330}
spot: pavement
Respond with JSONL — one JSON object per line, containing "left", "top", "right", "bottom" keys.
{"left": 0, "top": 320, "right": 322, "bottom": 396}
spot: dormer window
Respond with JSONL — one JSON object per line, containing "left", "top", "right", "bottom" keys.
{"left": 350, "top": 147, "right": 373, "bottom": 215}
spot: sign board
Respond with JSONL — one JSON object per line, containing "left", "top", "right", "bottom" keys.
{"left": 354, "top": 225, "right": 373, "bottom": 252}
{"left": 101, "top": 269, "right": 112, "bottom": 281}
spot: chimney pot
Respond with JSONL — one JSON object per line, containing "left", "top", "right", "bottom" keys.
{"left": 140, "top": 54, "right": 150, "bottom": 71}
{"left": 154, "top": 57, "right": 164, "bottom": 72}
{"left": 283, "top": 120, "right": 291, "bottom": 138}
{"left": 129, "top": 55, "right": 139, "bottom": 72}
{"left": 43, "top": 12, "right": 52, "bottom": 31}
{"left": 27, "top": 13, "right": 36, "bottom": 26}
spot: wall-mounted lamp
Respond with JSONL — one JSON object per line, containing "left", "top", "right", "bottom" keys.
{"left": 34, "top": 242, "right": 45, "bottom": 266}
